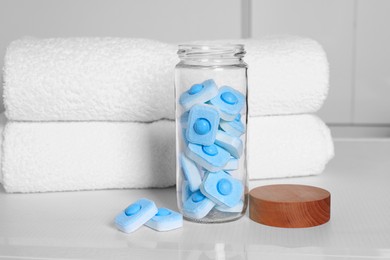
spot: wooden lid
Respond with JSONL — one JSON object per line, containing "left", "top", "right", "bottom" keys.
{"left": 249, "top": 184, "right": 331, "bottom": 228}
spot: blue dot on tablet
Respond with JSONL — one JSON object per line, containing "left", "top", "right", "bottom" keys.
{"left": 188, "top": 84, "right": 204, "bottom": 95}
{"left": 193, "top": 118, "right": 211, "bottom": 135}
{"left": 221, "top": 92, "right": 238, "bottom": 105}
{"left": 217, "top": 179, "right": 232, "bottom": 195}
{"left": 235, "top": 114, "right": 241, "bottom": 122}
{"left": 202, "top": 145, "right": 218, "bottom": 156}
{"left": 125, "top": 203, "right": 142, "bottom": 216}
{"left": 156, "top": 208, "right": 171, "bottom": 216}
{"left": 192, "top": 191, "right": 205, "bottom": 202}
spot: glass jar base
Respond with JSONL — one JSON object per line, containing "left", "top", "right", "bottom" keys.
{"left": 183, "top": 208, "right": 245, "bottom": 224}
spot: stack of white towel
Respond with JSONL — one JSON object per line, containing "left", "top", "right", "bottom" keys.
{"left": 0, "top": 36, "right": 334, "bottom": 193}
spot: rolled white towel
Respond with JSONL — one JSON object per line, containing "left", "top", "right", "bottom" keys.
{"left": 4, "top": 36, "right": 328, "bottom": 121}
{"left": 0, "top": 114, "right": 333, "bottom": 193}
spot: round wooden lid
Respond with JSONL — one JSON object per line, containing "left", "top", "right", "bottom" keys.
{"left": 249, "top": 184, "right": 331, "bottom": 228}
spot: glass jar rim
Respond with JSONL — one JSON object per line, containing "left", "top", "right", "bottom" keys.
{"left": 178, "top": 43, "right": 244, "bottom": 50}
{"left": 177, "top": 44, "right": 245, "bottom": 58}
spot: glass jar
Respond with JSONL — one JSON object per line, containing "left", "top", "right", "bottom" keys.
{"left": 175, "top": 44, "right": 248, "bottom": 223}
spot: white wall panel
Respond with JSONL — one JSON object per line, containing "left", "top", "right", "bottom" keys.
{"left": 354, "top": 0, "right": 390, "bottom": 124}
{"left": 250, "top": 0, "right": 355, "bottom": 124}
{"left": 0, "top": 0, "right": 242, "bottom": 111}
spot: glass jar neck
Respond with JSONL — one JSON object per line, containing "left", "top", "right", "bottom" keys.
{"left": 177, "top": 44, "right": 245, "bottom": 66}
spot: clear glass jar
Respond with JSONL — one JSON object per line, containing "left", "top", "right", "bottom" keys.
{"left": 175, "top": 44, "right": 248, "bottom": 223}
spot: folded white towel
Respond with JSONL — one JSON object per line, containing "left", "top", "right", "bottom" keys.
{"left": 248, "top": 114, "right": 334, "bottom": 179}
{"left": 195, "top": 36, "right": 329, "bottom": 116}
{"left": 241, "top": 36, "right": 329, "bottom": 116}
{"left": 1, "top": 118, "right": 176, "bottom": 192}
{"left": 4, "top": 38, "right": 178, "bottom": 122}
{"left": 0, "top": 113, "right": 6, "bottom": 183}
{"left": 0, "top": 114, "right": 333, "bottom": 193}
{"left": 4, "top": 36, "right": 329, "bottom": 121}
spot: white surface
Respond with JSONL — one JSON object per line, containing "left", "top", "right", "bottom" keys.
{"left": 250, "top": 0, "right": 355, "bottom": 124}
{"left": 0, "top": 139, "right": 390, "bottom": 259}
{"left": 354, "top": 0, "right": 390, "bottom": 124}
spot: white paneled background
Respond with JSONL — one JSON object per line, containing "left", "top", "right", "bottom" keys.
{"left": 0, "top": 0, "right": 389, "bottom": 136}
{"left": 251, "top": 0, "right": 356, "bottom": 124}
{"left": 354, "top": 0, "right": 390, "bottom": 124}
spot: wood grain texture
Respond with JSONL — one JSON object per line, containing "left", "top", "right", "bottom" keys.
{"left": 249, "top": 184, "right": 330, "bottom": 228}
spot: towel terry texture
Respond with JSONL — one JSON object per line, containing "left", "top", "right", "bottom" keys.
{"left": 0, "top": 116, "right": 176, "bottom": 192}
{"left": 0, "top": 114, "right": 334, "bottom": 193}
{"left": 247, "top": 114, "right": 334, "bottom": 179}
{"left": 241, "top": 36, "right": 329, "bottom": 116}
{"left": 194, "top": 36, "right": 329, "bottom": 117}
{"left": 1, "top": 36, "right": 334, "bottom": 193}
{"left": 4, "top": 36, "right": 329, "bottom": 122}
{"left": 4, "top": 38, "right": 178, "bottom": 122}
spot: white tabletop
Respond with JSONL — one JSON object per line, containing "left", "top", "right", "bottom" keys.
{"left": 1, "top": 139, "right": 390, "bottom": 259}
